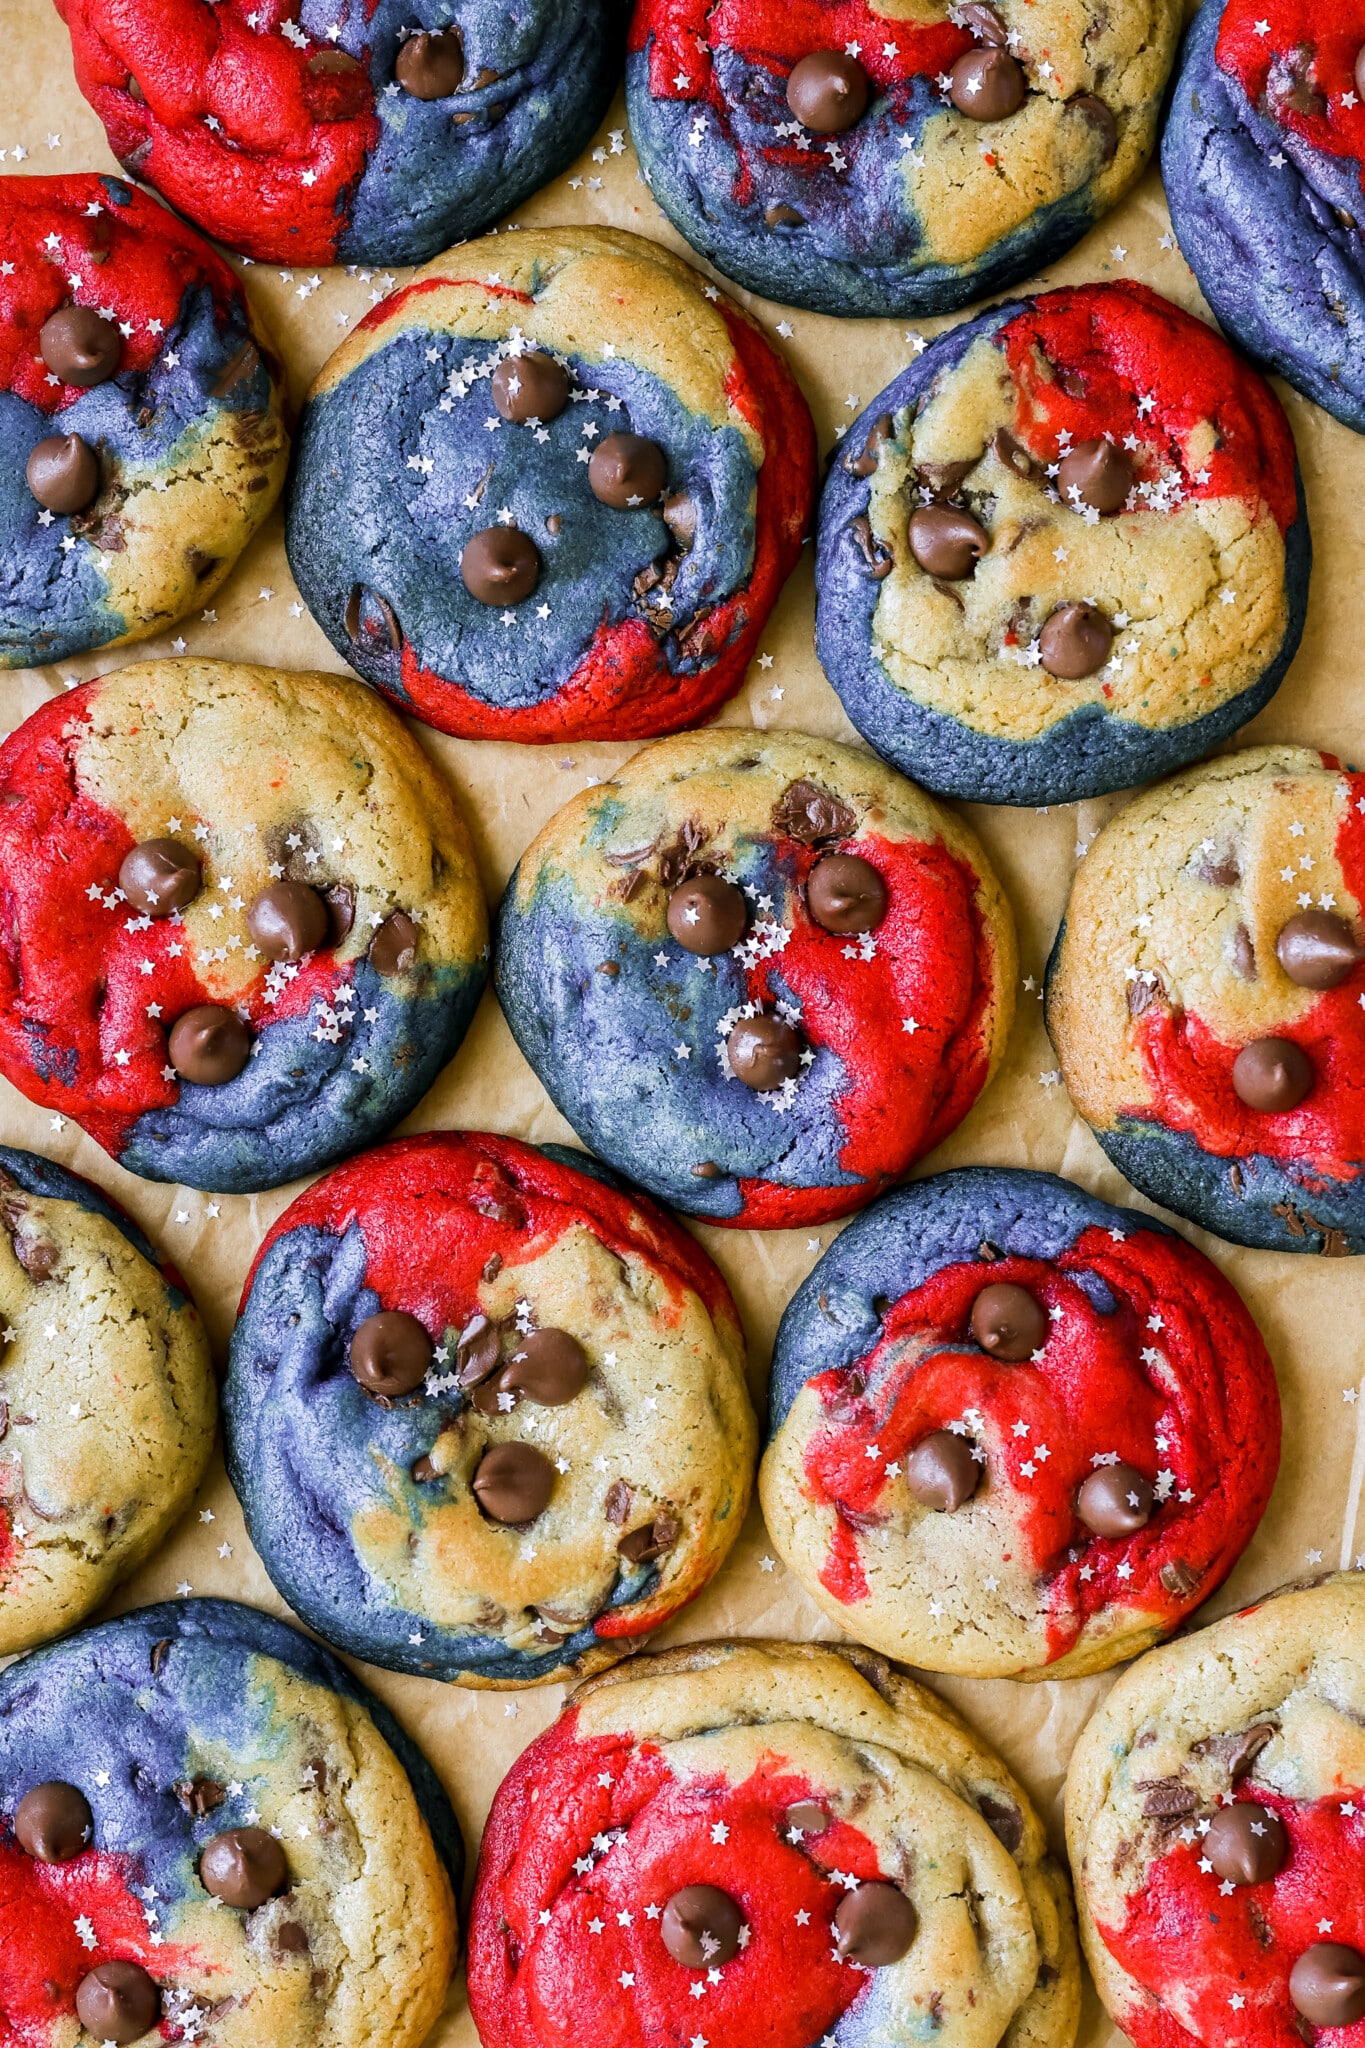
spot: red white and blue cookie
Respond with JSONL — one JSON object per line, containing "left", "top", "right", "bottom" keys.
{"left": 1067, "top": 1574, "right": 1365, "bottom": 2048}
{"left": 495, "top": 730, "right": 1017, "bottom": 1230}
{"left": 1048, "top": 745, "right": 1365, "bottom": 1255}
{"left": 226, "top": 1133, "right": 756, "bottom": 1686}
{"left": 468, "top": 1639, "right": 1081, "bottom": 2048}
{"left": 759, "top": 1168, "right": 1280, "bottom": 1681}
{"left": 0, "top": 660, "right": 487, "bottom": 1195}
{"left": 285, "top": 227, "right": 816, "bottom": 743}
{"left": 627, "top": 0, "right": 1181, "bottom": 316}
{"left": 1, "top": 174, "right": 287, "bottom": 671}
{"left": 54, "top": 0, "right": 623, "bottom": 267}
{"left": 816, "top": 283, "right": 1309, "bottom": 807}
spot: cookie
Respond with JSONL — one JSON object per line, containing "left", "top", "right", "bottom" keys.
{"left": 1163, "top": 4, "right": 1365, "bottom": 436}
{"left": 816, "top": 282, "right": 1310, "bottom": 808}
{"left": 0, "top": 1596, "right": 459, "bottom": 2048}
{"left": 285, "top": 226, "right": 815, "bottom": 742}
{"left": 1066, "top": 1574, "right": 1365, "bottom": 2048}
{"left": 759, "top": 1167, "right": 1280, "bottom": 1683}
{"left": 1047, "top": 745, "right": 1365, "bottom": 1255}
{"left": 495, "top": 730, "right": 1016, "bottom": 1229}
{"left": 626, "top": 0, "right": 1180, "bottom": 318}
{"left": 0, "top": 1146, "right": 214, "bottom": 1657}
{"left": 1, "top": 174, "right": 288, "bottom": 672}
{"left": 54, "top": 0, "right": 623, "bottom": 267}
{"left": 0, "top": 660, "right": 488, "bottom": 1195}
{"left": 226, "top": 1132, "right": 756, "bottom": 1687}
{"left": 467, "top": 1637, "right": 1080, "bottom": 2048}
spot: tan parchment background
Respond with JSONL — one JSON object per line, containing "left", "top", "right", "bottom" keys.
{"left": 5, "top": 5, "right": 1364, "bottom": 2043}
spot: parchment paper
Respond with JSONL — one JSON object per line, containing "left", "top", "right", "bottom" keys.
{"left": 5, "top": 5, "right": 1363, "bottom": 2042}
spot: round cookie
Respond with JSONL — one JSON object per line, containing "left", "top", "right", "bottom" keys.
{"left": 1, "top": 174, "right": 288, "bottom": 672}
{"left": 626, "top": 0, "right": 1181, "bottom": 318}
{"left": 226, "top": 1132, "right": 756, "bottom": 1686}
{"left": 0, "top": 1146, "right": 214, "bottom": 1657}
{"left": 816, "top": 282, "right": 1310, "bottom": 807}
{"left": 54, "top": 0, "right": 623, "bottom": 268}
{"left": 1066, "top": 1574, "right": 1365, "bottom": 2048}
{"left": 0, "top": 661, "right": 488, "bottom": 1195}
{"left": 0, "top": 1596, "right": 460, "bottom": 2048}
{"left": 1047, "top": 744, "right": 1365, "bottom": 1255}
{"left": 759, "top": 1167, "right": 1280, "bottom": 1683}
{"left": 1163, "top": 3, "right": 1365, "bottom": 436}
{"left": 495, "top": 730, "right": 1017, "bottom": 1229}
{"left": 285, "top": 226, "right": 816, "bottom": 742}
{"left": 467, "top": 1637, "right": 1081, "bottom": 2048}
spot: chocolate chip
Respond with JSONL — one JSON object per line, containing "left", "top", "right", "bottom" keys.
{"left": 692, "top": 1161, "right": 724, "bottom": 1178}
{"left": 918, "top": 456, "right": 980, "bottom": 499}
{"left": 14, "top": 1782, "right": 92, "bottom": 1862}
{"left": 1227, "top": 1724, "right": 1278, "bottom": 1780}
{"left": 905, "top": 1430, "right": 980, "bottom": 1511}
{"left": 412, "top": 1454, "right": 439, "bottom": 1483}
{"left": 75, "top": 1962, "right": 160, "bottom": 2044}
{"left": 977, "top": 1794, "right": 1023, "bottom": 1852}
{"left": 1057, "top": 438, "right": 1132, "bottom": 516}
{"left": 472, "top": 1441, "right": 555, "bottom": 1523}
{"left": 786, "top": 50, "right": 869, "bottom": 132}
{"left": 1290, "top": 1946, "right": 1365, "bottom": 2029}
{"left": 1206, "top": 1804, "right": 1288, "bottom": 1886}
{"left": 845, "top": 414, "right": 893, "bottom": 478}
{"left": 604, "top": 1478, "right": 634, "bottom": 1524}
{"left": 168, "top": 1005, "right": 252, "bottom": 1085}
{"left": 491, "top": 352, "right": 570, "bottom": 424}
{"left": 663, "top": 491, "right": 697, "bottom": 551}
{"left": 39, "top": 305, "right": 121, "bottom": 387}
{"left": 1358, "top": 45, "right": 1365, "bottom": 102}
{"left": 1160, "top": 1557, "right": 1202, "bottom": 1598}
{"left": 173, "top": 1776, "right": 225, "bottom": 1817}
{"left": 618, "top": 1513, "right": 679, "bottom": 1563}
{"left": 1231, "top": 924, "right": 1257, "bottom": 981}
{"left": 667, "top": 874, "right": 748, "bottom": 955}
{"left": 27, "top": 433, "right": 99, "bottom": 513}
{"left": 764, "top": 202, "right": 804, "bottom": 227}
{"left": 1276, "top": 910, "right": 1365, "bottom": 989}
{"left": 456, "top": 1315, "right": 502, "bottom": 1388}
{"left": 589, "top": 433, "right": 666, "bottom": 510}
{"left": 1039, "top": 601, "right": 1113, "bottom": 679}
{"left": 461, "top": 525, "right": 540, "bottom": 604}
{"left": 834, "top": 1883, "right": 917, "bottom": 1966}
{"left": 325, "top": 882, "right": 355, "bottom": 943}
{"left": 908, "top": 502, "right": 989, "bottom": 579}
{"left": 276, "top": 1920, "right": 310, "bottom": 1956}
{"left": 200, "top": 1825, "right": 288, "bottom": 1908}
{"left": 969, "top": 1282, "right": 1046, "bottom": 1361}
{"left": 785, "top": 1801, "right": 829, "bottom": 1838}
{"left": 118, "top": 838, "right": 200, "bottom": 917}
{"left": 774, "top": 780, "right": 857, "bottom": 845}
{"left": 992, "top": 428, "right": 1034, "bottom": 479}
{"left": 369, "top": 910, "right": 419, "bottom": 975}
{"left": 727, "top": 1015, "right": 802, "bottom": 1091}
{"left": 1139, "top": 1778, "right": 1199, "bottom": 1818}
{"left": 308, "top": 46, "right": 361, "bottom": 72}
{"left": 1075, "top": 1463, "right": 1154, "bottom": 1536}
{"left": 807, "top": 853, "right": 887, "bottom": 935}
{"left": 350, "top": 1311, "right": 432, "bottom": 1398}
{"left": 501, "top": 1327, "right": 589, "bottom": 1406}
{"left": 1232, "top": 1037, "right": 1313, "bottom": 1112}
{"left": 247, "top": 881, "right": 329, "bottom": 963}
{"left": 959, "top": 2, "right": 1009, "bottom": 42}
{"left": 1069, "top": 92, "right": 1118, "bottom": 159}
{"left": 344, "top": 584, "right": 402, "bottom": 649}
{"left": 949, "top": 46, "right": 1026, "bottom": 119}
{"left": 394, "top": 26, "right": 465, "bottom": 98}
{"left": 661, "top": 1885, "right": 744, "bottom": 1967}
{"left": 850, "top": 513, "right": 894, "bottom": 578}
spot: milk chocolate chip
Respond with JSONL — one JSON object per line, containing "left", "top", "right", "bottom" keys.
{"left": 75, "top": 1962, "right": 161, "bottom": 2045}
{"left": 1075, "top": 1462, "right": 1154, "bottom": 1536}
{"left": 502, "top": 1327, "right": 589, "bottom": 1406}
{"left": 589, "top": 433, "right": 666, "bottom": 510}
{"left": 806, "top": 852, "right": 887, "bottom": 934}
{"left": 1205, "top": 1803, "right": 1288, "bottom": 1886}
{"left": 491, "top": 352, "right": 570, "bottom": 424}
{"left": 667, "top": 874, "right": 748, "bottom": 954}
{"left": 1276, "top": 910, "right": 1365, "bottom": 989}
{"left": 118, "top": 839, "right": 200, "bottom": 916}
{"left": 727, "top": 1015, "right": 801, "bottom": 1090}
{"left": 461, "top": 526, "right": 540, "bottom": 604}
{"left": 785, "top": 1801, "right": 829, "bottom": 1838}
{"left": 350, "top": 1311, "right": 432, "bottom": 1397}
{"left": 1039, "top": 601, "right": 1113, "bottom": 680}
{"left": 948, "top": 47, "right": 1026, "bottom": 120}
{"left": 247, "top": 881, "right": 329, "bottom": 963}
{"left": 1069, "top": 93, "right": 1119, "bottom": 159}
{"left": 168, "top": 1006, "right": 251, "bottom": 1085}
{"left": 662, "top": 1885, "right": 745, "bottom": 1967}
{"left": 905, "top": 1430, "right": 980, "bottom": 1511}
{"left": 908, "top": 503, "right": 988, "bottom": 579}
{"left": 369, "top": 910, "right": 419, "bottom": 975}
{"left": 1058, "top": 439, "right": 1132, "bottom": 516}
{"left": 27, "top": 433, "right": 99, "bottom": 513}
{"left": 786, "top": 50, "right": 869, "bottom": 132}
{"left": 1232, "top": 1037, "right": 1313, "bottom": 1112}
{"left": 969, "top": 1282, "right": 1046, "bottom": 1361}
{"left": 14, "top": 1782, "right": 92, "bottom": 1862}
{"left": 40, "top": 304, "right": 121, "bottom": 387}
{"left": 472, "top": 1441, "right": 555, "bottom": 1523}
{"left": 394, "top": 26, "right": 465, "bottom": 98}
{"left": 834, "top": 1883, "right": 917, "bottom": 1966}
{"left": 1290, "top": 1945, "right": 1365, "bottom": 2029}
{"left": 200, "top": 1826, "right": 288, "bottom": 1908}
